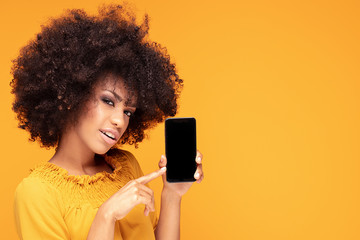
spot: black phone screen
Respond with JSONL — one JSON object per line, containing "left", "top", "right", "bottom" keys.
{"left": 165, "top": 117, "right": 197, "bottom": 182}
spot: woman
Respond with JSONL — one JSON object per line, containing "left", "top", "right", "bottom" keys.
{"left": 11, "top": 4, "right": 203, "bottom": 240}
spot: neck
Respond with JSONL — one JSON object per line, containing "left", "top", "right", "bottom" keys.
{"left": 50, "top": 127, "right": 101, "bottom": 172}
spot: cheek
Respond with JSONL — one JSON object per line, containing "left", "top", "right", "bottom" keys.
{"left": 123, "top": 119, "right": 130, "bottom": 130}
{"left": 78, "top": 104, "right": 104, "bottom": 131}
{"left": 91, "top": 103, "right": 109, "bottom": 122}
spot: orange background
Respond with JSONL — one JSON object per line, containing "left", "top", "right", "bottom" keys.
{"left": 1, "top": 0, "right": 360, "bottom": 239}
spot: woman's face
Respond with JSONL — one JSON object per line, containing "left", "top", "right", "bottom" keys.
{"left": 72, "top": 74, "right": 137, "bottom": 155}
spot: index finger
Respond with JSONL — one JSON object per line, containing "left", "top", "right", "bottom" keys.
{"left": 136, "top": 167, "right": 167, "bottom": 184}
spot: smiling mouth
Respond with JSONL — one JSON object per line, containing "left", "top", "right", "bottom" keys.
{"left": 100, "top": 130, "right": 116, "bottom": 140}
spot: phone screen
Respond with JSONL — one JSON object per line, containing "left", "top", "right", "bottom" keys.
{"left": 165, "top": 117, "right": 197, "bottom": 182}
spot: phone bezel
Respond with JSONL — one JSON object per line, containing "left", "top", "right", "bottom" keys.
{"left": 165, "top": 117, "right": 197, "bottom": 182}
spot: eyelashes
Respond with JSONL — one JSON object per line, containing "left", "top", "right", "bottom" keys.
{"left": 101, "top": 97, "right": 134, "bottom": 117}
{"left": 102, "top": 98, "right": 114, "bottom": 106}
{"left": 124, "top": 111, "right": 133, "bottom": 117}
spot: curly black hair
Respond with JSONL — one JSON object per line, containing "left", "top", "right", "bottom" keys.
{"left": 10, "top": 4, "right": 183, "bottom": 148}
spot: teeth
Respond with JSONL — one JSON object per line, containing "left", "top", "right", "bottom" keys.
{"left": 102, "top": 131, "right": 115, "bottom": 140}
{"left": 105, "top": 132, "right": 115, "bottom": 139}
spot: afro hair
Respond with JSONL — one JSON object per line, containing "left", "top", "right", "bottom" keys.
{"left": 10, "top": 4, "right": 183, "bottom": 148}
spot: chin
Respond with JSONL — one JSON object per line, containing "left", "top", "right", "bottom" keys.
{"left": 96, "top": 150, "right": 109, "bottom": 155}
{"left": 92, "top": 145, "right": 113, "bottom": 155}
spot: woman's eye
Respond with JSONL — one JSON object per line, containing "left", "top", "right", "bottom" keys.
{"left": 124, "top": 111, "right": 133, "bottom": 117}
{"left": 102, "top": 98, "right": 114, "bottom": 106}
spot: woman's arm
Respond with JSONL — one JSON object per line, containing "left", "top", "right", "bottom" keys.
{"left": 155, "top": 189, "right": 182, "bottom": 240}
{"left": 155, "top": 152, "right": 204, "bottom": 240}
{"left": 87, "top": 206, "right": 115, "bottom": 240}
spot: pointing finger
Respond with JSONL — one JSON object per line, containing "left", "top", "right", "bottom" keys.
{"left": 137, "top": 167, "right": 167, "bottom": 184}
{"left": 158, "top": 155, "right": 167, "bottom": 168}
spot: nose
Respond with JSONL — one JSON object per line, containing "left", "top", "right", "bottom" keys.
{"left": 110, "top": 111, "right": 125, "bottom": 128}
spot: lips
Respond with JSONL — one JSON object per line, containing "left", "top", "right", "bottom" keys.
{"left": 99, "top": 128, "right": 120, "bottom": 143}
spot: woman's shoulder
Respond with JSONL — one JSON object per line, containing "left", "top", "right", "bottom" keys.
{"left": 15, "top": 160, "right": 67, "bottom": 197}
{"left": 14, "top": 175, "right": 62, "bottom": 207}
{"left": 16, "top": 163, "right": 62, "bottom": 192}
{"left": 24, "top": 161, "right": 71, "bottom": 187}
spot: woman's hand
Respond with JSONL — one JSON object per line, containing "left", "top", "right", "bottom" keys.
{"left": 99, "top": 167, "right": 166, "bottom": 222}
{"left": 158, "top": 150, "right": 204, "bottom": 197}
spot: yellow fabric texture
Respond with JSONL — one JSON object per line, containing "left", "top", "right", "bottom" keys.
{"left": 14, "top": 149, "right": 158, "bottom": 240}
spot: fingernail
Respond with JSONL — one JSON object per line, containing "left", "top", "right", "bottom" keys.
{"left": 197, "top": 157, "right": 201, "bottom": 163}
{"left": 160, "top": 167, "right": 167, "bottom": 172}
{"left": 195, "top": 172, "right": 200, "bottom": 178}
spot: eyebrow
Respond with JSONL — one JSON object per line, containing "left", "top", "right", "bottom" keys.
{"left": 105, "top": 90, "right": 137, "bottom": 108}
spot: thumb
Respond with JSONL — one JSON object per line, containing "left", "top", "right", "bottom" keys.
{"left": 144, "top": 205, "right": 150, "bottom": 216}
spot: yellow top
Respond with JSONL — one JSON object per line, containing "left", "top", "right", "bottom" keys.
{"left": 14, "top": 149, "right": 158, "bottom": 240}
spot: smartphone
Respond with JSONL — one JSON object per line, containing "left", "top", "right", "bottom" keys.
{"left": 165, "top": 117, "right": 197, "bottom": 182}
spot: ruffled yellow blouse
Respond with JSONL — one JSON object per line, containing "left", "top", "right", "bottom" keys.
{"left": 14, "top": 149, "right": 157, "bottom": 240}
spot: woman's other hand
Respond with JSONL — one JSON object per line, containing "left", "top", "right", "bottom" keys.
{"left": 158, "top": 150, "right": 204, "bottom": 197}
